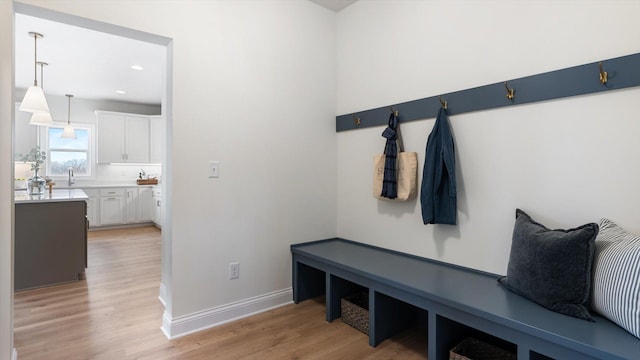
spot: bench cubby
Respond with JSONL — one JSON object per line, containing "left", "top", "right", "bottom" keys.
{"left": 530, "top": 351, "right": 554, "bottom": 360}
{"left": 327, "top": 274, "right": 367, "bottom": 322}
{"left": 294, "top": 262, "right": 325, "bottom": 302}
{"left": 437, "top": 315, "right": 516, "bottom": 359}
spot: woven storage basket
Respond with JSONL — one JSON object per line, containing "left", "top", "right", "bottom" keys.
{"left": 450, "top": 337, "right": 517, "bottom": 360}
{"left": 137, "top": 178, "right": 158, "bottom": 185}
{"left": 341, "top": 292, "right": 369, "bottom": 334}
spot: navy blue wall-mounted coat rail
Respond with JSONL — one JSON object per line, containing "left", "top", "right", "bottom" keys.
{"left": 336, "top": 52, "right": 640, "bottom": 132}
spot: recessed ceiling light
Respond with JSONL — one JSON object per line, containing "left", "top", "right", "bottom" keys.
{"left": 116, "top": 90, "right": 126, "bottom": 94}
{"left": 130, "top": 65, "right": 144, "bottom": 71}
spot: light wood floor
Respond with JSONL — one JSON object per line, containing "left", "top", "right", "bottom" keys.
{"left": 14, "top": 226, "right": 426, "bottom": 359}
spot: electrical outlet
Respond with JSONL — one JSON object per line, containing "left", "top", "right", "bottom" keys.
{"left": 229, "top": 262, "right": 239, "bottom": 280}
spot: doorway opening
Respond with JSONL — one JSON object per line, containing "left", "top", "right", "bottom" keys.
{"left": 11, "top": 2, "right": 174, "bottom": 356}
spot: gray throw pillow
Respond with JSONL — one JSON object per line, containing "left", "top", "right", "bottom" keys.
{"left": 498, "top": 209, "right": 598, "bottom": 321}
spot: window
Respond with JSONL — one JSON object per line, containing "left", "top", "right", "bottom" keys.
{"left": 46, "top": 126, "right": 92, "bottom": 177}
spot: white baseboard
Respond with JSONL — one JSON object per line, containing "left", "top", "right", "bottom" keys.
{"left": 12, "top": 348, "right": 17, "bottom": 360}
{"left": 158, "top": 283, "right": 167, "bottom": 307}
{"left": 161, "top": 311, "right": 172, "bottom": 339}
{"left": 88, "top": 222, "right": 155, "bottom": 232}
{"left": 160, "top": 288, "right": 292, "bottom": 339}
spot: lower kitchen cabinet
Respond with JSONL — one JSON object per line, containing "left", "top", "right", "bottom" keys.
{"left": 83, "top": 188, "right": 99, "bottom": 227}
{"left": 100, "top": 188, "right": 126, "bottom": 225}
{"left": 125, "top": 188, "right": 138, "bottom": 224}
{"left": 85, "top": 186, "right": 155, "bottom": 228}
{"left": 152, "top": 186, "right": 162, "bottom": 228}
{"left": 15, "top": 199, "right": 87, "bottom": 290}
{"left": 131, "top": 186, "right": 154, "bottom": 223}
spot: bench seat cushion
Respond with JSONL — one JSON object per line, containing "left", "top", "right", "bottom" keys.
{"left": 499, "top": 209, "right": 598, "bottom": 321}
{"left": 592, "top": 218, "right": 640, "bottom": 339}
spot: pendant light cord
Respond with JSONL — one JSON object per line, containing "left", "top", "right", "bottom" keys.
{"left": 28, "top": 32, "right": 44, "bottom": 87}
{"left": 66, "top": 94, "right": 74, "bottom": 125}
{"left": 33, "top": 34, "right": 38, "bottom": 87}
{"left": 38, "top": 62, "right": 45, "bottom": 90}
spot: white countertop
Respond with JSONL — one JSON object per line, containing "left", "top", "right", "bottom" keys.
{"left": 15, "top": 189, "right": 89, "bottom": 204}
{"left": 55, "top": 183, "right": 157, "bottom": 189}
{"left": 56, "top": 183, "right": 136, "bottom": 189}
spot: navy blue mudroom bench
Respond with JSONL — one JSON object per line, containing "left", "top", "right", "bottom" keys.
{"left": 291, "top": 238, "right": 640, "bottom": 360}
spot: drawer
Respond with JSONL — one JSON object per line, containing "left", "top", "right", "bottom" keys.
{"left": 99, "top": 188, "right": 126, "bottom": 197}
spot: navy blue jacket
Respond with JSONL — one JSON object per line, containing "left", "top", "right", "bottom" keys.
{"left": 421, "top": 108, "right": 457, "bottom": 225}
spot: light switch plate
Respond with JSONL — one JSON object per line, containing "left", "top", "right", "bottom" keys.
{"left": 208, "top": 161, "right": 220, "bottom": 178}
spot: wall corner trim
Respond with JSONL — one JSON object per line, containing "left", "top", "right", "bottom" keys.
{"left": 160, "top": 288, "right": 293, "bottom": 340}
{"left": 158, "top": 283, "right": 167, "bottom": 308}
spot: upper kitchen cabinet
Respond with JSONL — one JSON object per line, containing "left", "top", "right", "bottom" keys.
{"left": 96, "top": 110, "right": 152, "bottom": 164}
{"left": 149, "top": 115, "right": 164, "bottom": 164}
{"left": 125, "top": 115, "right": 151, "bottom": 163}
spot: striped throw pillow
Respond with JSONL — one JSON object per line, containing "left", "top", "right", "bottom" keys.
{"left": 591, "top": 218, "right": 640, "bottom": 339}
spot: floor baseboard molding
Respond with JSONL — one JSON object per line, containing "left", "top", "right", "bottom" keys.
{"left": 160, "top": 288, "right": 292, "bottom": 340}
{"left": 88, "top": 222, "right": 155, "bottom": 232}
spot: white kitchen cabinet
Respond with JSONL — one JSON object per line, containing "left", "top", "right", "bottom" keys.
{"left": 90, "top": 186, "right": 155, "bottom": 227}
{"left": 99, "top": 194, "right": 125, "bottom": 226}
{"left": 149, "top": 116, "right": 164, "bottom": 164}
{"left": 96, "top": 111, "right": 151, "bottom": 164}
{"left": 96, "top": 112, "right": 126, "bottom": 164}
{"left": 138, "top": 187, "right": 154, "bottom": 222}
{"left": 83, "top": 188, "right": 100, "bottom": 227}
{"left": 126, "top": 187, "right": 153, "bottom": 223}
{"left": 125, "top": 188, "right": 138, "bottom": 224}
{"left": 125, "top": 116, "right": 151, "bottom": 163}
{"left": 152, "top": 186, "right": 162, "bottom": 228}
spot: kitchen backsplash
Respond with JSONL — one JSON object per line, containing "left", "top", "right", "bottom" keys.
{"left": 96, "top": 164, "right": 161, "bottom": 182}
{"left": 14, "top": 162, "right": 161, "bottom": 187}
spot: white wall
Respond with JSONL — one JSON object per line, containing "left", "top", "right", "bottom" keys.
{"left": 0, "top": 2, "right": 14, "bottom": 360}
{"left": 336, "top": 1, "right": 640, "bottom": 274}
{"left": 6, "top": 0, "right": 338, "bottom": 329}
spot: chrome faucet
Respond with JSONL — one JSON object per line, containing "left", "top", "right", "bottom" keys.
{"left": 68, "top": 167, "right": 75, "bottom": 186}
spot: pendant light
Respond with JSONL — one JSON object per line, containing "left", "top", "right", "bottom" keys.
{"left": 29, "top": 61, "right": 53, "bottom": 126}
{"left": 61, "top": 94, "right": 76, "bottom": 139}
{"left": 19, "top": 32, "right": 51, "bottom": 114}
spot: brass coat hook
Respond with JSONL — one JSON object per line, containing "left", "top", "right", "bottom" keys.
{"left": 504, "top": 82, "right": 515, "bottom": 100}
{"left": 439, "top": 96, "right": 448, "bottom": 109}
{"left": 599, "top": 62, "right": 608, "bottom": 85}
{"left": 352, "top": 114, "right": 361, "bottom": 127}
{"left": 390, "top": 106, "right": 398, "bottom": 117}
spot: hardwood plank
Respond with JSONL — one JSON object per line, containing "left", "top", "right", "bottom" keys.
{"left": 14, "top": 226, "right": 427, "bottom": 359}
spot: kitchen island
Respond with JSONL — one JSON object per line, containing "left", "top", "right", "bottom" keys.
{"left": 15, "top": 189, "right": 89, "bottom": 291}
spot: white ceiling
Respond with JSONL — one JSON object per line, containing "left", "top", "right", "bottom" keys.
{"left": 309, "top": 0, "right": 358, "bottom": 12}
{"left": 15, "top": 2, "right": 355, "bottom": 106}
{"left": 15, "top": 13, "right": 165, "bottom": 106}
